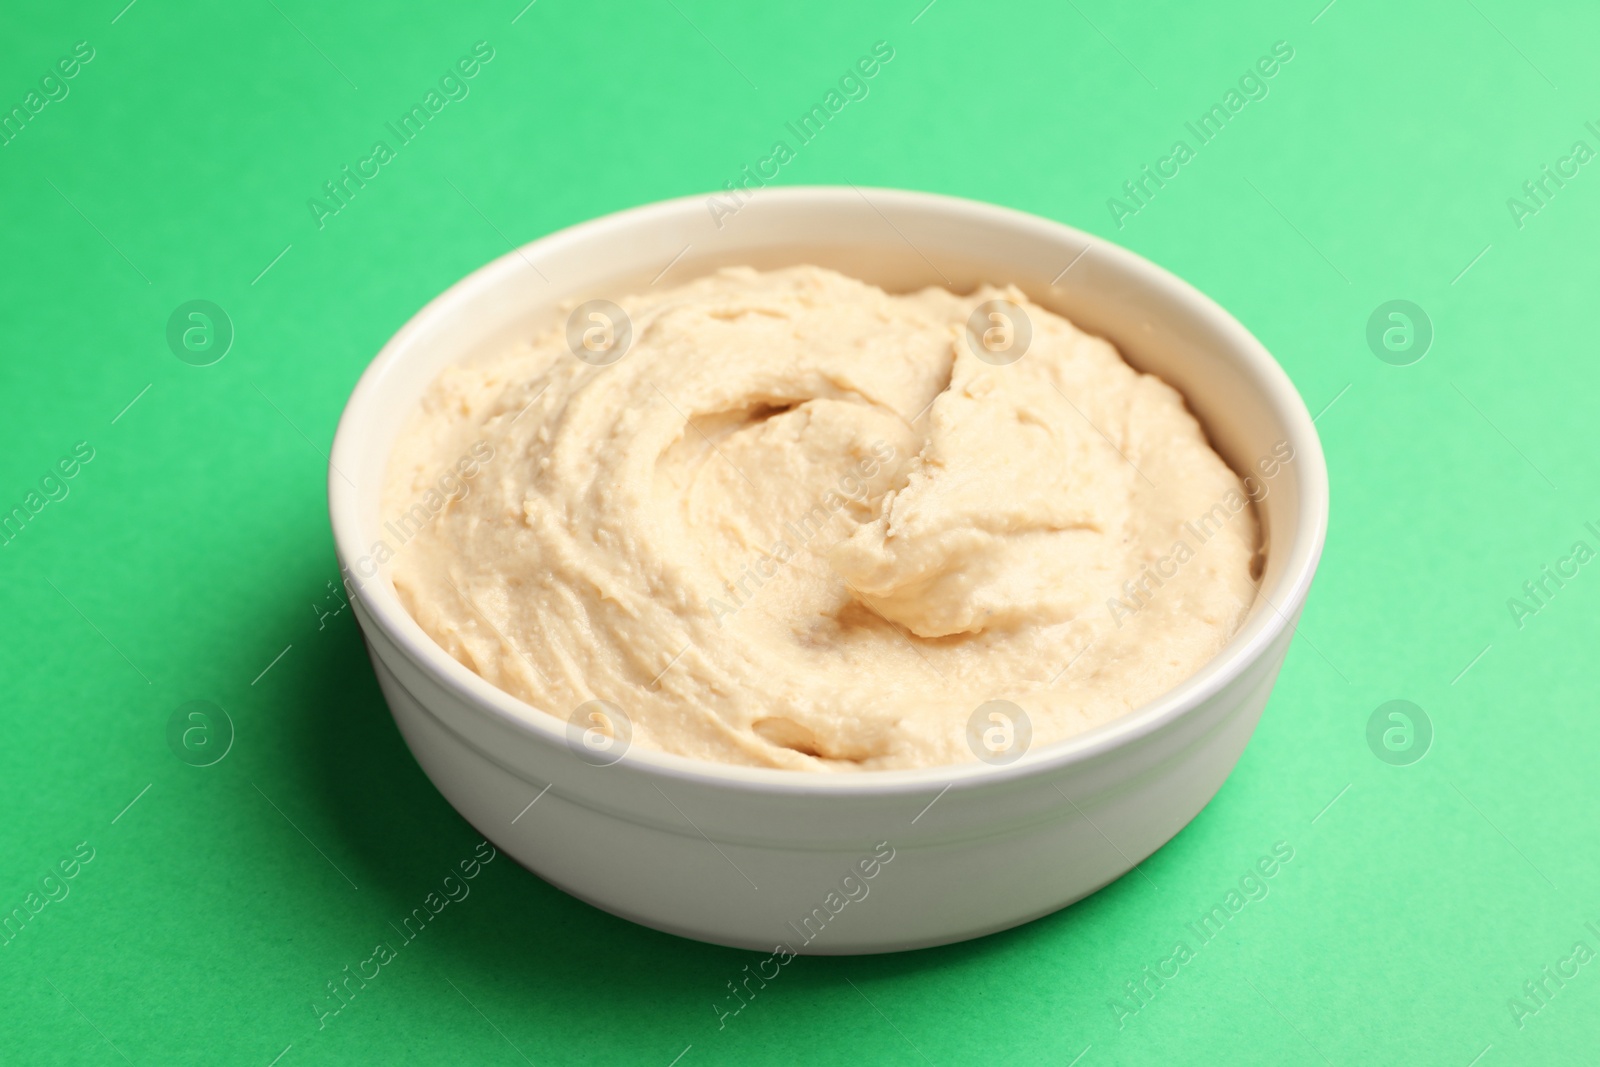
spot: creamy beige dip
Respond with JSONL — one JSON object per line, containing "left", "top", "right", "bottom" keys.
{"left": 384, "top": 266, "right": 1262, "bottom": 771}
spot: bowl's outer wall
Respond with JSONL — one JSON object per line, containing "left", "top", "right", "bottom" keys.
{"left": 328, "top": 187, "right": 1328, "bottom": 953}
{"left": 362, "top": 595, "right": 1297, "bottom": 953}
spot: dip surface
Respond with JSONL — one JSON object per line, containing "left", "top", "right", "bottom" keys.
{"left": 384, "top": 266, "right": 1263, "bottom": 770}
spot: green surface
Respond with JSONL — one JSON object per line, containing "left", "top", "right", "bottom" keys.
{"left": 2, "top": 0, "right": 1597, "bottom": 1063}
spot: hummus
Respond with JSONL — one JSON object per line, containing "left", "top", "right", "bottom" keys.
{"left": 384, "top": 266, "right": 1262, "bottom": 771}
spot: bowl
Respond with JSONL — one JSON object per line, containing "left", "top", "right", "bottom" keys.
{"left": 328, "top": 186, "right": 1328, "bottom": 954}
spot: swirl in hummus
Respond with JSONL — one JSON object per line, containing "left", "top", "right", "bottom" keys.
{"left": 383, "top": 266, "right": 1264, "bottom": 771}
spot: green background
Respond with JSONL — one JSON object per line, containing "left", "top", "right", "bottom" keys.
{"left": 2, "top": 0, "right": 1596, "bottom": 1063}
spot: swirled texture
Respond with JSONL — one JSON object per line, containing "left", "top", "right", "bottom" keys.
{"left": 385, "top": 266, "right": 1260, "bottom": 770}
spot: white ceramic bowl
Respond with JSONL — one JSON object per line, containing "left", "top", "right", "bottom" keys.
{"left": 328, "top": 187, "right": 1328, "bottom": 954}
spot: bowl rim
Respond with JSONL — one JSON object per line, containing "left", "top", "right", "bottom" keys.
{"left": 328, "top": 185, "right": 1329, "bottom": 799}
